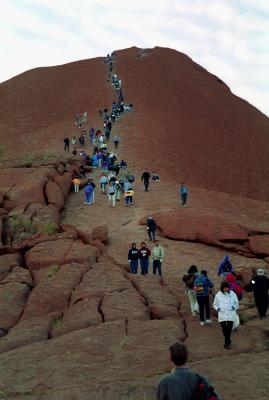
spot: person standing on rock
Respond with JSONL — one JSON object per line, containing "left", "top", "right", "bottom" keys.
{"left": 112, "top": 134, "right": 120, "bottom": 149}
{"left": 217, "top": 255, "right": 234, "bottom": 278}
{"left": 84, "top": 183, "right": 94, "bottom": 205}
{"left": 138, "top": 242, "right": 151, "bottom": 275}
{"left": 64, "top": 137, "right": 70, "bottom": 151}
{"left": 128, "top": 243, "right": 139, "bottom": 274}
{"left": 88, "top": 179, "right": 96, "bottom": 204}
{"left": 194, "top": 270, "right": 214, "bottom": 325}
{"left": 157, "top": 342, "right": 220, "bottom": 400}
{"left": 99, "top": 173, "right": 108, "bottom": 193}
{"left": 107, "top": 182, "right": 116, "bottom": 207}
{"left": 141, "top": 169, "right": 151, "bottom": 191}
{"left": 72, "top": 177, "right": 80, "bottom": 193}
{"left": 147, "top": 216, "right": 156, "bottom": 241}
{"left": 247, "top": 268, "right": 269, "bottom": 319}
{"left": 182, "top": 265, "right": 199, "bottom": 316}
{"left": 213, "top": 281, "right": 239, "bottom": 349}
{"left": 179, "top": 182, "right": 188, "bottom": 207}
{"left": 152, "top": 240, "right": 164, "bottom": 276}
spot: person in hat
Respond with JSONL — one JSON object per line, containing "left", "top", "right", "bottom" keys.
{"left": 247, "top": 268, "right": 269, "bottom": 319}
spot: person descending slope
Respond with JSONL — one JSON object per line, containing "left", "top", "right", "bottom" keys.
{"left": 213, "top": 281, "right": 239, "bottom": 349}
{"left": 151, "top": 240, "right": 164, "bottom": 276}
{"left": 84, "top": 183, "right": 94, "bottom": 205}
{"left": 194, "top": 270, "right": 214, "bottom": 325}
{"left": 217, "top": 255, "right": 234, "bottom": 278}
{"left": 182, "top": 265, "right": 199, "bottom": 316}
{"left": 247, "top": 268, "right": 269, "bottom": 319}
{"left": 147, "top": 216, "right": 156, "bottom": 241}
{"left": 141, "top": 169, "right": 151, "bottom": 191}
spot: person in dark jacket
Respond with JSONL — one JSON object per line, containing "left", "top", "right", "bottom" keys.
{"left": 128, "top": 243, "right": 139, "bottom": 274}
{"left": 64, "top": 137, "right": 70, "bottom": 151}
{"left": 217, "top": 255, "right": 234, "bottom": 277}
{"left": 141, "top": 169, "right": 151, "bottom": 191}
{"left": 138, "top": 242, "right": 151, "bottom": 275}
{"left": 157, "top": 342, "right": 220, "bottom": 400}
{"left": 247, "top": 268, "right": 269, "bottom": 319}
{"left": 147, "top": 216, "right": 156, "bottom": 241}
{"left": 194, "top": 270, "right": 214, "bottom": 325}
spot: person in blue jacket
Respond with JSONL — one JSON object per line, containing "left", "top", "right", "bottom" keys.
{"left": 84, "top": 183, "right": 93, "bottom": 205}
{"left": 179, "top": 182, "right": 188, "bottom": 207}
{"left": 217, "top": 255, "right": 234, "bottom": 278}
{"left": 194, "top": 270, "right": 214, "bottom": 325}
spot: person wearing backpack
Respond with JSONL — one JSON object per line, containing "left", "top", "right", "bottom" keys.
{"left": 213, "top": 281, "right": 239, "bottom": 349}
{"left": 194, "top": 270, "right": 214, "bottom": 325}
{"left": 128, "top": 243, "right": 139, "bottom": 274}
{"left": 84, "top": 183, "right": 93, "bottom": 205}
{"left": 225, "top": 273, "right": 243, "bottom": 301}
{"left": 99, "top": 173, "right": 108, "bottom": 193}
{"left": 157, "top": 342, "right": 220, "bottom": 400}
{"left": 107, "top": 182, "right": 116, "bottom": 207}
{"left": 182, "top": 265, "right": 199, "bottom": 316}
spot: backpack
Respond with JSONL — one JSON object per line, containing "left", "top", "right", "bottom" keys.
{"left": 182, "top": 273, "right": 195, "bottom": 289}
{"left": 194, "top": 277, "right": 206, "bottom": 295}
{"left": 108, "top": 186, "right": 115, "bottom": 195}
{"left": 193, "top": 374, "right": 219, "bottom": 400}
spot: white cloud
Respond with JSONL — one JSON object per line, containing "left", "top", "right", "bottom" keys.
{"left": 0, "top": 0, "right": 268, "bottom": 116}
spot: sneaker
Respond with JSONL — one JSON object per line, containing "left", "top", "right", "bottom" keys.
{"left": 84, "top": 202, "right": 88, "bottom": 205}
{"left": 206, "top": 319, "right": 212, "bottom": 323}
{"left": 200, "top": 322, "right": 205, "bottom": 326}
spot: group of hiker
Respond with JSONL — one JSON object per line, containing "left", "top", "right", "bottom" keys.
{"left": 182, "top": 256, "right": 269, "bottom": 350}
{"left": 128, "top": 239, "right": 164, "bottom": 276}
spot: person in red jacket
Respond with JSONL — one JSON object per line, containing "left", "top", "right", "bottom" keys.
{"left": 138, "top": 242, "right": 151, "bottom": 275}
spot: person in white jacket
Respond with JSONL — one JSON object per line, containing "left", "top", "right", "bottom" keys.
{"left": 213, "top": 281, "right": 239, "bottom": 349}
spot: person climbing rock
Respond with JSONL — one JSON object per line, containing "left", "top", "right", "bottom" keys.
{"left": 64, "top": 137, "right": 70, "bottom": 151}
{"left": 217, "top": 255, "right": 234, "bottom": 278}
{"left": 107, "top": 182, "right": 116, "bottom": 207}
{"left": 141, "top": 169, "right": 151, "bottom": 191}
{"left": 247, "top": 268, "right": 269, "bottom": 319}
{"left": 147, "top": 216, "right": 156, "bottom": 241}
{"left": 112, "top": 134, "right": 120, "bottom": 149}
{"left": 138, "top": 242, "right": 151, "bottom": 275}
{"left": 84, "top": 183, "right": 93, "bottom": 205}
{"left": 124, "top": 188, "right": 134, "bottom": 206}
{"left": 157, "top": 342, "right": 220, "bottom": 400}
{"left": 179, "top": 182, "right": 188, "bottom": 207}
{"left": 213, "top": 281, "right": 239, "bottom": 349}
{"left": 128, "top": 243, "right": 139, "bottom": 274}
{"left": 194, "top": 270, "right": 214, "bottom": 325}
{"left": 225, "top": 273, "right": 243, "bottom": 301}
{"left": 72, "top": 177, "right": 80, "bottom": 193}
{"left": 151, "top": 240, "right": 164, "bottom": 276}
{"left": 99, "top": 173, "right": 108, "bottom": 193}
{"left": 182, "top": 265, "right": 199, "bottom": 316}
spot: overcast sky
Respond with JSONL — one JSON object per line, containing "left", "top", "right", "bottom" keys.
{"left": 1, "top": 0, "right": 268, "bottom": 116}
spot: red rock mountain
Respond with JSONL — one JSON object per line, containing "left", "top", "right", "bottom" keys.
{"left": 0, "top": 46, "right": 269, "bottom": 200}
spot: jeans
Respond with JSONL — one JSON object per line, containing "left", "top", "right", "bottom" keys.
{"left": 187, "top": 289, "right": 199, "bottom": 315}
{"left": 181, "top": 193, "right": 187, "bottom": 205}
{"left": 125, "top": 196, "right": 133, "bottom": 205}
{"left": 130, "top": 260, "right": 138, "bottom": 274}
{"left": 64, "top": 143, "right": 69, "bottom": 151}
{"left": 197, "top": 295, "right": 211, "bottom": 322}
{"left": 255, "top": 295, "right": 268, "bottom": 318}
{"left": 153, "top": 260, "right": 162, "bottom": 276}
{"left": 140, "top": 258, "right": 149, "bottom": 275}
{"left": 220, "top": 321, "right": 233, "bottom": 346}
{"left": 148, "top": 229, "right": 155, "bottom": 241}
{"left": 144, "top": 180, "right": 149, "bottom": 191}
{"left": 85, "top": 192, "right": 92, "bottom": 204}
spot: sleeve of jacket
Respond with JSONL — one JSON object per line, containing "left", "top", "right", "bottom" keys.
{"left": 147, "top": 249, "right": 151, "bottom": 257}
{"left": 207, "top": 278, "right": 214, "bottom": 288}
{"left": 213, "top": 293, "right": 219, "bottom": 311}
{"left": 157, "top": 379, "right": 168, "bottom": 400}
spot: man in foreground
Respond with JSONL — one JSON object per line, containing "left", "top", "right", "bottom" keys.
{"left": 157, "top": 342, "right": 220, "bottom": 400}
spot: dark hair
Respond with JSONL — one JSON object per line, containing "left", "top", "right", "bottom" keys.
{"left": 188, "top": 265, "right": 198, "bottom": 274}
{"left": 201, "top": 270, "right": 207, "bottom": 277}
{"left": 220, "top": 281, "right": 230, "bottom": 292}
{"left": 169, "top": 342, "right": 188, "bottom": 366}
{"left": 141, "top": 242, "right": 146, "bottom": 246}
{"left": 131, "top": 242, "right": 136, "bottom": 247}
